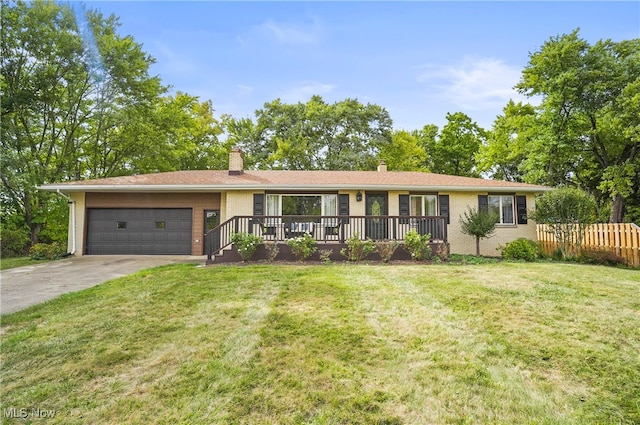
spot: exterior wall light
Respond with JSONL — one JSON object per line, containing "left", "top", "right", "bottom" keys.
{"left": 356, "top": 191, "right": 363, "bottom": 202}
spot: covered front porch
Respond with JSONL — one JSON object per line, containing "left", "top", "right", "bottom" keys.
{"left": 204, "top": 215, "right": 448, "bottom": 263}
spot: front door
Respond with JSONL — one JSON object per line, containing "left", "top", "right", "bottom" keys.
{"left": 365, "top": 193, "right": 388, "bottom": 240}
{"left": 203, "top": 210, "right": 220, "bottom": 254}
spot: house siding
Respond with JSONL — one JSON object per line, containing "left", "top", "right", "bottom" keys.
{"left": 224, "top": 191, "right": 257, "bottom": 219}
{"left": 67, "top": 188, "right": 537, "bottom": 258}
{"left": 447, "top": 192, "right": 537, "bottom": 256}
{"left": 69, "top": 192, "right": 86, "bottom": 256}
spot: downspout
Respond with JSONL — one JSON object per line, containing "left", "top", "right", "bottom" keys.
{"left": 56, "top": 189, "right": 76, "bottom": 255}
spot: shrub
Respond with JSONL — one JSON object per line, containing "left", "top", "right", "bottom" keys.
{"left": 375, "top": 241, "right": 398, "bottom": 263}
{"left": 404, "top": 230, "right": 432, "bottom": 261}
{"left": 28, "top": 242, "right": 66, "bottom": 260}
{"left": 0, "top": 226, "right": 30, "bottom": 258}
{"left": 231, "top": 232, "right": 263, "bottom": 262}
{"left": 578, "top": 248, "right": 627, "bottom": 267}
{"left": 432, "top": 242, "right": 449, "bottom": 262}
{"left": 286, "top": 232, "right": 317, "bottom": 261}
{"left": 340, "top": 234, "right": 375, "bottom": 262}
{"left": 529, "top": 187, "right": 596, "bottom": 259}
{"left": 264, "top": 241, "right": 280, "bottom": 262}
{"left": 551, "top": 248, "right": 565, "bottom": 261}
{"left": 500, "top": 238, "right": 541, "bottom": 262}
{"left": 319, "top": 249, "right": 333, "bottom": 264}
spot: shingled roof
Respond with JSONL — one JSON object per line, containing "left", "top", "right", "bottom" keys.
{"left": 40, "top": 169, "right": 549, "bottom": 193}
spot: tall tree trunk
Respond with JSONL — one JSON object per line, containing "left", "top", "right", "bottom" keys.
{"left": 475, "top": 237, "right": 481, "bottom": 256}
{"left": 24, "top": 193, "right": 41, "bottom": 245}
{"left": 609, "top": 194, "right": 625, "bottom": 223}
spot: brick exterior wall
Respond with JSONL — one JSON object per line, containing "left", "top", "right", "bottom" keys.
{"left": 446, "top": 192, "right": 537, "bottom": 256}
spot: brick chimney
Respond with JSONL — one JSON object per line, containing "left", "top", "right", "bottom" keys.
{"left": 229, "top": 148, "right": 244, "bottom": 175}
{"left": 377, "top": 160, "right": 387, "bottom": 172}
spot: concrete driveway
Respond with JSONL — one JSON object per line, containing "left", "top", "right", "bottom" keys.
{"left": 1, "top": 255, "right": 205, "bottom": 315}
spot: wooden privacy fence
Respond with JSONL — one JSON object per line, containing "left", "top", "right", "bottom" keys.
{"left": 537, "top": 223, "right": 640, "bottom": 267}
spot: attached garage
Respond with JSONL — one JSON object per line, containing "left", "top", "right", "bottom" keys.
{"left": 86, "top": 208, "right": 192, "bottom": 255}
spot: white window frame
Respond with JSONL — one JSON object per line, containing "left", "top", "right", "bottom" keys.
{"left": 410, "top": 194, "right": 437, "bottom": 216}
{"left": 488, "top": 194, "right": 515, "bottom": 225}
{"left": 265, "top": 194, "right": 338, "bottom": 221}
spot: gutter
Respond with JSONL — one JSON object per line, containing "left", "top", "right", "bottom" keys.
{"left": 40, "top": 183, "right": 551, "bottom": 194}
{"left": 55, "top": 189, "right": 76, "bottom": 255}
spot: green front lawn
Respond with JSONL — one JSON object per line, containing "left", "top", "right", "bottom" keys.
{"left": 0, "top": 256, "right": 46, "bottom": 270}
{"left": 1, "top": 263, "right": 639, "bottom": 424}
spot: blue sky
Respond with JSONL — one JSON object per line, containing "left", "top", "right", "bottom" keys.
{"left": 86, "top": 1, "right": 639, "bottom": 131}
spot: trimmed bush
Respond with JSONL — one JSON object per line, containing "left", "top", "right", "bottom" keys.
{"left": 432, "top": 242, "right": 449, "bottom": 262}
{"left": 340, "top": 234, "right": 375, "bottom": 262}
{"left": 264, "top": 241, "right": 280, "bottom": 262}
{"left": 375, "top": 241, "right": 398, "bottom": 263}
{"left": 404, "top": 230, "right": 431, "bottom": 261}
{"left": 319, "top": 249, "right": 333, "bottom": 264}
{"left": 28, "top": 242, "right": 66, "bottom": 260}
{"left": 231, "top": 232, "right": 263, "bottom": 262}
{"left": 500, "top": 238, "right": 541, "bottom": 262}
{"left": 578, "top": 248, "right": 627, "bottom": 267}
{"left": 286, "top": 232, "right": 317, "bottom": 261}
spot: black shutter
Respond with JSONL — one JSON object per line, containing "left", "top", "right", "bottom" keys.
{"left": 516, "top": 195, "right": 528, "bottom": 224}
{"left": 478, "top": 195, "right": 489, "bottom": 213}
{"left": 438, "top": 195, "right": 450, "bottom": 224}
{"left": 399, "top": 194, "right": 410, "bottom": 224}
{"left": 338, "top": 194, "right": 350, "bottom": 223}
{"left": 253, "top": 194, "right": 264, "bottom": 216}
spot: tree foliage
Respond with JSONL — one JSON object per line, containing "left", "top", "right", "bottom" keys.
{"left": 379, "top": 130, "right": 427, "bottom": 171}
{"left": 516, "top": 29, "right": 640, "bottom": 222}
{"left": 477, "top": 101, "right": 537, "bottom": 182}
{"left": 225, "top": 95, "right": 393, "bottom": 170}
{"left": 529, "top": 187, "right": 596, "bottom": 259}
{"left": 412, "top": 113, "right": 486, "bottom": 177}
{"left": 459, "top": 207, "right": 498, "bottom": 256}
{"left": 1, "top": 0, "right": 224, "bottom": 246}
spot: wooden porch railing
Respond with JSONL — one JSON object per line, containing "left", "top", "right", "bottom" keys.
{"left": 204, "top": 215, "right": 447, "bottom": 261}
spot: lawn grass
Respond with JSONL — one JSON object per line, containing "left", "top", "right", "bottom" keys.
{"left": 0, "top": 256, "right": 48, "bottom": 270}
{"left": 1, "top": 262, "right": 639, "bottom": 424}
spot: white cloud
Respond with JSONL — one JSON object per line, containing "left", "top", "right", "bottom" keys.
{"left": 257, "top": 18, "right": 322, "bottom": 46}
{"left": 280, "top": 81, "right": 337, "bottom": 103}
{"left": 151, "top": 41, "right": 199, "bottom": 76}
{"left": 236, "top": 84, "right": 254, "bottom": 98}
{"left": 416, "top": 57, "right": 535, "bottom": 111}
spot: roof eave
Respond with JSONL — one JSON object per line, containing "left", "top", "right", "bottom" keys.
{"left": 39, "top": 183, "right": 550, "bottom": 193}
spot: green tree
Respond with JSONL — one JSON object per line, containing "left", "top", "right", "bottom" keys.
{"left": 477, "top": 101, "right": 538, "bottom": 182}
{"left": 529, "top": 187, "right": 596, "bottom": 259}
{"left": 131, "top": 93, "right": 226, "bottom": 173}
{"left": 517, "top": 29, "right": 640, "bottom": 222}
{"left": 228, "top": 95, "right": 393, "bottom": 170}
{"left": 379, "top": 130, "right": 427, "bottom": 171}
{"left": 2, "top": 0, "right": 89, "bottom": 244}
{"left": 412, "top": 124, "right": 439, "bottom": 171}
{"left": 426, "top": 113, "right": 486, "bottom": 177}
{"left": 459, "top": 207, "right": 498, "bottom": 256}
{"left": 1, "top": 1, "right": 224, "bottom": 245}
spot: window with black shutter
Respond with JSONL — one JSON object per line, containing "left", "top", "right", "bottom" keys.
{"left": 338, "top": 194, "right": 349, "bottom": 223}
{"left": 438, "top": 195, "right": 450, "bottom": 224}
{"left": 399, "top": 194, "right": 410, "bottom": 224}
{"left": 516, "top": 195, "right": 528, "bottom": 224}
